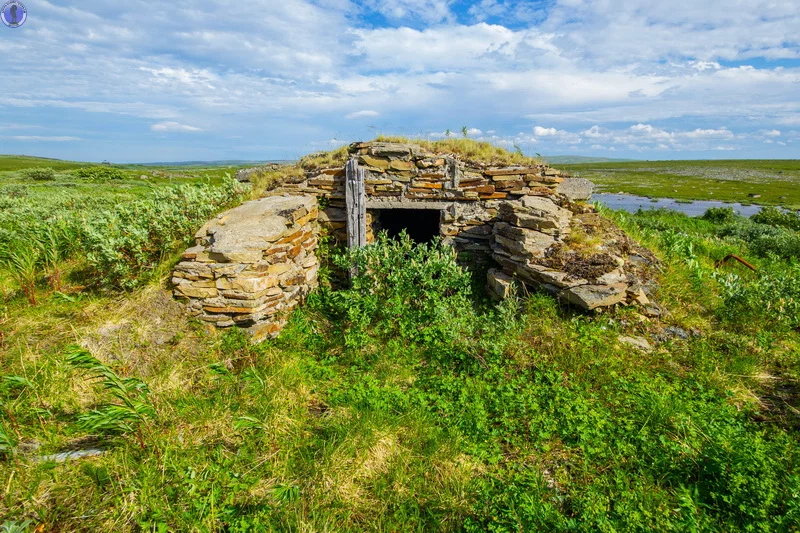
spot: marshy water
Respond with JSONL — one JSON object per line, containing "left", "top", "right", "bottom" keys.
{"left": 593, "top": 193, "right": 766, "bottom": 217}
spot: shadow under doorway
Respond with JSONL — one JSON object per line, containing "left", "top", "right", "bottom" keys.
{"left": 373, "top": 208, "right": 441, "bottom": 244}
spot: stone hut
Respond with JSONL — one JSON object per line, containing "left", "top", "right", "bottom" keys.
{"left": 173, "top": 141, "right": 654, "bottom": 340}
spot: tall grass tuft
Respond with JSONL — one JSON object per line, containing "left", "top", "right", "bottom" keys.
{"left": 66, "top": 345, "right": 155, "bottom": 449}
{"left": 0, "top": 239, "right": 40, "bottom": 305}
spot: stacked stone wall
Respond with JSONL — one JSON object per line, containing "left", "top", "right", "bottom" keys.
{"left": 173, "top": 195, "right": 319, "bottom": 341}
{"left": 175, "top": 141, "right": 657, "bottom": 340}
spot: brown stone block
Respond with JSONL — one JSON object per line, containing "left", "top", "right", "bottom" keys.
{"left": 321, "top": 168, "right": 345, "bottom": 177}
{"left": 463, "top": 185, "right": 495, "bottom": 194}
{"left": 295, "top": 211, "right": 318, "bottom": 227}
{"left": 479, "top": 192, "right": 508, "bottom": 199}
{"left": 308, "top": 176, "right": 335, "bottom": 187}
{"left": 389, "top": 160, "right": 414, "bottom": 171}
{"left": 359, "top": 155, "right": 390, "bottom": 169}
{"left": 267, "top": 263, "right": 291, "bottom": 276}
{"left": 485, "top": 168, "right": 538, "bottom": 176}
{"left": 410, "top": 180, "right": 444, "bottom": 189}
{"left": 248, "top": 322, "right": 283, "bottom": 342}
{"left": 175, "top": 262, "right": 214, "bottom": 279}
{"left": 274, "top": 228, "right": 302, "bottom": 245}
{"left": 175, "top": 286, "right": 218, "bottom": 299}
{"left": 495, "top": 180, "right": 526, "bottom": 191}
{"left": 527, "top": 186, "right": 556, "bottom": 196}
{"left": 491, "top": 175, "right": 525, "bottom": 182}
{"left": 458, "top": 178, "right": 487, "bottom": 187}
{"left": 288, "top": 244, "right": 303, "bottom": 259}
{"left": 406, "top": 191, "right": 440, "bottom": 199}
{"left": 416, "top": 158, "right": 446, "bottom": 168}
{"left": 418, "top": 172, "right": 447, "bottom": 180}
{"left": 374, "top": 184, "right": 404, "bottom": 192}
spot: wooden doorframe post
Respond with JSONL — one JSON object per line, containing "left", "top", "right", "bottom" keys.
{"left": 345, "top": 157, "right": 367, "bottom": 249}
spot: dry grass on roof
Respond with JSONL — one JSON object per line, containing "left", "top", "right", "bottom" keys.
{"left": 376, "top": 135, "right": 542, "bottom": 167}
{"left": 298, "top": 137, "right": 541, "bottom": 170}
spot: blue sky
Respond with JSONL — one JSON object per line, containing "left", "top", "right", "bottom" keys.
{"left": 0, "top": 0, "right": 798, "bottom": 162}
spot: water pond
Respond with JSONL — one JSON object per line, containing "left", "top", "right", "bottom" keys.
{"left": 592, "top": 193, "right": 766, "bottom": 217}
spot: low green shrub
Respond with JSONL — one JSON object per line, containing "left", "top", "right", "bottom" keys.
{"left": 311, "top": 232, "right": 475, "bottom": 348}
{"left": 79, "top": 178, "right": 244, "bottom": 289}
{"left": 715, "top": 263, "right": 800, "bottom": 332}
{"left": 752, "top": 206, "right": 800, "bottom": 232}
{"left": 74, "top": 166, "right": 126, "bottom": 181}
{"left": 718, "top": 221, "right": 800, "bottom": 260}
{"left": 702, "top": 206, "right": 736, "bottom": 224}
{"left": 20, "top": 167, "right": 56, "bottom": 181}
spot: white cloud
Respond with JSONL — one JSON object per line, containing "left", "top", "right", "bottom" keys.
{"left": 0, "top": 0, "right": 797, "bottom": 160}
{"left": 151, "top": 122, "right": 203, "bottom": 133}
{"left": 467, "top": 128, "right": 482, "bottom": 135}
{"left": 533, "top": 126, "right": 559, "bottom": 136}
{"left": 0, "top": 136, "right": 82, "bottom": 142}
{"left": 346, "top": 110, "right": 380, "bottom": 119}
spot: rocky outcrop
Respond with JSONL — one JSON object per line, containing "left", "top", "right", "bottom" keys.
{"left": 489, "top": 195, "right": 657, "bottom": 311}
{"left": 173, "top": 195, "right": 319, "bottom": 341}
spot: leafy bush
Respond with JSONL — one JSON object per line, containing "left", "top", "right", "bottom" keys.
{"left": 715, "top": 263, "right": 800, "bottom": 332}
{"left": 312, "top": 232, "right": 475, "bottom": 347}
{"left": 74, "top": 166, "right": 126, "bottom": 181}
{"left": 79, "top": 179, "right": 244, "bottom": 288}
{"left": 702, "top": 206, "right": 736, "bottom": 224}
{"left": 718, "top": 221, "right": 800, "bottom": 260}
{"left": 20, "top": 167, "right": 56, "bottom": 181}
{"left": 752, "top": 206, "right": 800, "bottom": 232}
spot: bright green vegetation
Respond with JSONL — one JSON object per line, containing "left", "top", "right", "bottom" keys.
{"left": 0, "top": 158, "right": 248, "bottom": 299}
{"left": 1, "top": 150, "right": 799, "bottom": 531}
{"left": 562, "top": 159, "right": 800, "bottom": 209}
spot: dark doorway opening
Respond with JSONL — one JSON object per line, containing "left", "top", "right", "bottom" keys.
{"left": 375, "top": 209, "right": 441, "bottom": 243}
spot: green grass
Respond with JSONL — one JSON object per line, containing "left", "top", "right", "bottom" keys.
{"left": 562, "top": 159, "right": 800, "bottom": 209}
{"left": 1, "top": 154, "right": 800, "bottom": 531}
{"left": 1, "top": 216, "right": 799, "bottom": 530}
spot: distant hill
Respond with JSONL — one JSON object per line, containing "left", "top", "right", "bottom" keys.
{"left": 0, "top": 155, "right": 85, "bottom": 172}
{"left": 0, "top": 155, "right": 296, "bottom": 172}
{"left": 130, "top": 160, "right": 295, "bottom": 168}
{"left": 544, "top": 155, "right": 637, "bottom": 164}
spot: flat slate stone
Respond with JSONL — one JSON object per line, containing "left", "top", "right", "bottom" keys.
{"left": 198, "top": 196, "right": 316, "bottom": 262}
{"left": 555, "top": 178, "right": 594, "bottom": 202}
{"left": 560, "top": 283, "right": 628, "bottom": 310}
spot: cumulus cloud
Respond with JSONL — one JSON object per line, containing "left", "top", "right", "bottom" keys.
{"left": 533, "top": 126, "right": 559, "bottom": 136}
{"left": 1, "top": 0, "right": 797, "bottom": 160}
{"left": 151, "top": 122, "right": 203, "bottom": 133}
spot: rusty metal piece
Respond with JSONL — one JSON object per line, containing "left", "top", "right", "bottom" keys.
{"left": 716, "top": 254, "right": 757, "bottom": 272}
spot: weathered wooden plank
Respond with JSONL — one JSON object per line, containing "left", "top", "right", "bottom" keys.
{"left": 345, "top": 158, "right": 366, "bottom": 249}
{"left": 357, "top": 165, "right": 367, "bottom": 246}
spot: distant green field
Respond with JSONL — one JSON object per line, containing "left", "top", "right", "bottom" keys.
{"left": 561, "top": 159, "right": 800, "bottom": 209}
{"left": 0, "top": 155, "right": 85, "bottom": 172}
{"left": 0, "top": 157, "right": 238, "bottom": 220}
